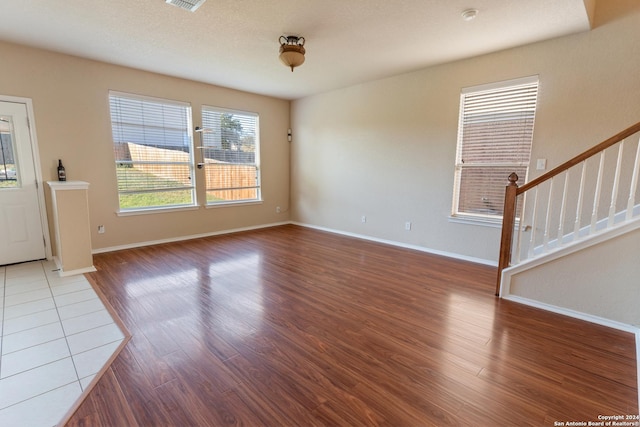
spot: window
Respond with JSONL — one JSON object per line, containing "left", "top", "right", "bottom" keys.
{"left": 452, "top": 76, "right": 538, "bottom": 221}
{"left": 200, "top": 106, "right": 260, "bottom": 205}
{"left": 109, "top": 91, "right": 195, "bottom": 211}
{"left": 0, "top": 120, "right": 17, "bottom": 189}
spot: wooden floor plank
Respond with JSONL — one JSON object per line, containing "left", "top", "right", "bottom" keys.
{"left": 65, "top": 224, "right": 638, "bottom": 426}
{"left": 66, "top": 368, "right": 139, "bottom": 427}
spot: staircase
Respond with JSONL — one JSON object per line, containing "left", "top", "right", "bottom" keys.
{"left": 495, "top": 121, "right": 640, "bottom": 328}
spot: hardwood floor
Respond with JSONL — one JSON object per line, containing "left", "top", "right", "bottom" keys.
{"left": 64, "top": 224, "right": 638, "bottom": 426}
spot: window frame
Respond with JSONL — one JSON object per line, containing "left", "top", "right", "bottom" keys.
{"left": 451, "top": 76, "right": 539, "bottom": 224}
{"left": 200, "top": 105, "right": 261, "bottom": 206}
{"left": 108, "top": 91, "right": 197, "bottom": 213}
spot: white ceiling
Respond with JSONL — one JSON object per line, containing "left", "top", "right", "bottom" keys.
{"left": 0, "top": 0, "right": 593, "bottom": 100}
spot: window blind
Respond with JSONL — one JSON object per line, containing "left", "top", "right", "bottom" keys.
{"left": 108, "top": 91, "right": 195, "bottom": 210}
{"left": 201, "top": 106, "right": 260, "bottom": 204}
{"left": 453, "top": 78, "right": 538, "bottom": 219}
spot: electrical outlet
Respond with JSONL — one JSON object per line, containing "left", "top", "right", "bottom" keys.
{"left": 405, "top": 221, "right": 411, "bottom": 231}
{"left": 276, "top": 206, "right": 281, "bottom": 213}
{"left": 98, "top": 225, "right": 105, "bottom": 234}
{"left": 361, "top": 215, "right": 366, "bottom": 223}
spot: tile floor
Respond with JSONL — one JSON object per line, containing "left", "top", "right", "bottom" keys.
{"left": 0, "top": 260, "right": 125, "bottom": 427}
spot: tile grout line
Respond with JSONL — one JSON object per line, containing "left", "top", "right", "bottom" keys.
{"left": 0, "top": 378, "right": 80, "bottom": 413}
{"left": 0, "top": 261, "right": 129, "bottom": 426}
{"left": 46, "top": 264, "right": 125, "bottom": 391}
{"left": 0, "top": 261, "right": 73, "bottom": 382}
{"left": 44, "top": 262, "right": 84, "bottom": 390}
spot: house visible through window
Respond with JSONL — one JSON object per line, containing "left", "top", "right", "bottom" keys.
{"left": 452, "top": 76, "right": 539, "bottom": 221}
{"left": 201, "top": 106, "right": 260, "bottom": 205}
{"left": 108, "top": 91, "right": 195, "bottom": 211}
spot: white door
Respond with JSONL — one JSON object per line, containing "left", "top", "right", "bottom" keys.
{"left": 0, "top": 101, "right": 46, "bottom": 265}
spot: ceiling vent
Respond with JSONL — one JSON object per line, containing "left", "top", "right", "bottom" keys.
{"left": 165, "top": 0, "right": 206, "bottom": 12}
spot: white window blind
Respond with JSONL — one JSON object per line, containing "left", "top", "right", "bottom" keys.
{"left": 109, "top": 91, "right": 195, "bottom": 210}
{"left": 201, "top": 106, "right": 260, "bottom": 204}
{"left": 453, "top": 77, "right": 538, "bottom": 220}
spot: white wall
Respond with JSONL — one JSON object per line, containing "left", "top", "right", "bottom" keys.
{"left": 508, "top": 225, "right": 640, "bottom": 327}
{"left": 290, "top": 1, "right": 640, "bottom": 263}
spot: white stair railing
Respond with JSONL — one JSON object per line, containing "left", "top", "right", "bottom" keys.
{"left": 496, "top": 121, "right": 640, "bottom": 295}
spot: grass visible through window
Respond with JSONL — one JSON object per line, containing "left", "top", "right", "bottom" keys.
{"left": 117, "top": 166, "right": 192, "bottom": 209}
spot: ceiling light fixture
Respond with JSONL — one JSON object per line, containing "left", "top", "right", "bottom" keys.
{"left": 165, "top": 0, "right": 206, "bottom": 12}
{"left": 279, "top": 35, "right": 306, "bottom": 72}
{"left": 461, "top": 8, "right": 479, "bottom": 21}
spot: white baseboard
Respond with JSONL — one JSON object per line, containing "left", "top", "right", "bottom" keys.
{"left": 291, "top": 221, "right": 498, "bottom": 267}
{"left": 92, "top": 221, "right": 291, "bottom": 254}
{"left": 52, "top": 256, "right": 97, "bottom": 277}
{"left": 93, "top": 220, "right": 497, "bottom": 266}
{"left": 503, "top": 294, "right": 640, "bottom": 333}
{"left": 59, "top": 266, "right": 97, "bottom": 277}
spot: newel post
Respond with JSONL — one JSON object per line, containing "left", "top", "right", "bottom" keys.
{"left": 495, "top": 172, "right": 519, "bottom": 296}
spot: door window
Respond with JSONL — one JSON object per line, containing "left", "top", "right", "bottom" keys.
{"left": 0, "top": 116, "right": 18, "bottom": 189}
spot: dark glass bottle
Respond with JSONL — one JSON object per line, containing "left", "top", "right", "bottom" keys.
{"left": 57, "top": 159, "right": 66, "bottom": 181}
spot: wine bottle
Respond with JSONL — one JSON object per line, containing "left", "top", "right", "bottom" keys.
{"left": 57, "top": 159, "right": 66, "bottom": 181}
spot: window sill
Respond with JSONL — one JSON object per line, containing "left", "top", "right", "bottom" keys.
{"left": 116, "top": 205, "right": 200, "bottom": 216}
{"left": 205, "top": 200, "right": 263, "bottom": 209}
{"left": 448, "top": 214, "right": 503, "bottom": 228}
